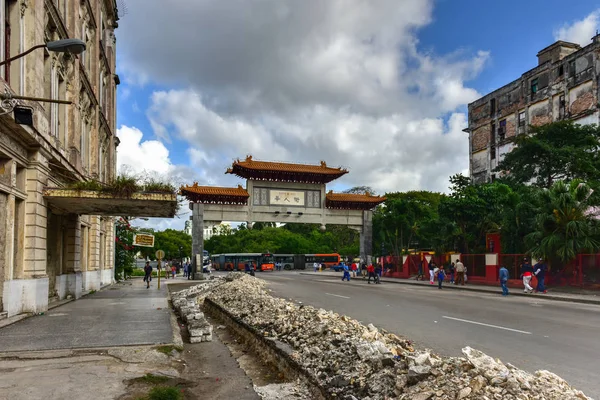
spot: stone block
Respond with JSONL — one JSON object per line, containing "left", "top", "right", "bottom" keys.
{"left": 190, "top": 336, "right": 204, "bottom": 343}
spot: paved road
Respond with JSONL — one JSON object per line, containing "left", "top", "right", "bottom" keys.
{"left": 254, "top": 271, "right": 600, "bottom": 398}
{"left": 0, "top": 280, "right": 172, "bottom": 351}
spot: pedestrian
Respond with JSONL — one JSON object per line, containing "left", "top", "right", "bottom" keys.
{"left": 367, "top": 263, "right": 376, "bottom": 284}
{"left": 520, "top": 257, "right": 534, "bottom": 293}
{"left": 361, "top": 262, "right": 367, "bottom": 278}
{"left": 437, "top": 266, "right": 446, "bottom": 289}
{"left": 143, "top": 261, "right": 152, "bottom": 289}
{"left": 533, "top": 258, "right": 548, "bottom": 294}
{"left": 499, "top": 264, "right": 509, "bottom": 296}
{"left": 314, "top": 261, "right": 319, "bottom": 272}
{"left": 455, "top": 259, "right": 465, "bottom": 285}
{"left": 374, "top": 264, "right": 382, "bottom": 284}
{"left": 448, "top": 262, "right": 455, "bottom": 283}
{"left": 416, "top": 259, "right": 424, "bottom": 281}
{"left": 183, "top": 263, "right": 188, "bottom": 278}
{"left": 171, "top": 264, "right": 176, "bottom": 278}
{"left": 342, "top": 264, "right": 351, "bottom": 281}
{"left": 351, "top": 262, "right": 357, "bottom": 277}
{"left": 428, "top": 260, "right": 435, "bottom": 284}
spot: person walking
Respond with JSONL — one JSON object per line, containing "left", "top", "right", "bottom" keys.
{"left": 520, "top": 257, "right": 534, "bottom": 293}
{"left": 143, "top": 261, "right": 152, "bottom": 289}
{"left": 171, "top": 264, "right": 176, "bottom": 279}
{"left": 342, "top": 263, "right": 351, "bottom": 281}
{"left": 416, "top": 259, "right": 424, "bottom": 281}
{"left": 499, "top": 264, "right": 509, "bottom": 296}
{"left": 374, "top": 264, "right": 382, "bottom": 284}
{"left": 367, "top": 263, "right": 376, "bottom": 284}
{"left": 361, "top": 262, "right": 367, "bottom": 278}
{"left": 428, "top": 260, "right": 435, "bottom": 284}
{"left": 314, "top": 261, "right": 319, "bottom": 272}
{"left": 183, "top": 263, "right": 188, "bottom": 278}
{"left": 455, "top": 259, "right": 465, "bottom": 285}
{"left": 437, "top": 266, "right": 446, "bottom": 289}
{"left": 534, "top": 258, "right": 548, "bottom": 294}
{"left": 448, "top": 262, "right": 455, "bottom": 283}
{"left": 351, "top": 262, "right": 357, "bottom": 278}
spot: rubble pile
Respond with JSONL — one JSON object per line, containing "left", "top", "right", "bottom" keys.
{"left": 171, "top": 278, "right": 227, "bottom": 343}
{"left": 206, "top": 273, "right": 591, "bottom": 400}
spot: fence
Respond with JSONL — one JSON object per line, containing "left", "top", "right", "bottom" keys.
{"left": 579, "top": 254, "right": 600, "bottom": 287}
{"left": 460, "top": 254, "right": 486, "bottom": 278}
{"left": 498, "top": 254, "right": 525, "bottom": 281}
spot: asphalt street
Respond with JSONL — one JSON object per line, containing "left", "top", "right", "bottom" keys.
{"left": 253, "top": 271, "right": 600, "bottom": 398}
{"left": 0, "top": 280, "right": 172, "bottom": 351}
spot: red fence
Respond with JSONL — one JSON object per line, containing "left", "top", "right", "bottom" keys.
{"left": 460, "top": 254, "right": 487, "bottom": 278}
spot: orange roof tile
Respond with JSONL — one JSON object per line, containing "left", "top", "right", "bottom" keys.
{"left": 325, "top": 191, "right": 386, "bottom": 210}
{"left": 180, "top": 184, "right": 249, "bottom": 198}
{"left": 226, "top": 155, "right": 348, "bottom": 183}
{"left": 325, "top": 192, "right": 386, "bottom": 203}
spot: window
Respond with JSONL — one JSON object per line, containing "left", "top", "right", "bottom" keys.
{"left": 569, "top": 60, "right": 576, "bottom": 78}
{"left": 498, "top": 119, "right": 506, "bottom": 141}
{"left": 531, "top": 78, "right": 538, "bottom": 96}
{"left": 490, "top": 98, "right": 496, "bottom": 117}
{"left": 559, "top": 95, "right": 566, "bottom": 119}
{"left": 518, "top": 111, "right": 526, "bottom": 127}
{"left": 558, "top": 65, "right": 564, "bottom": 76}
{"left": 490, "top": 122, "right": 496, "bottom": 160}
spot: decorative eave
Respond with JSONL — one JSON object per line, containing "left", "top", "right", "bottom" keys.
{"left": 226, "top": 155, "right": 348, "bottom": 184}
{"left": 180, "top": 183, "right": 249, "bottom": 205}
{"left": 325, "top": 191, "right": 386, "bottom": 210}
{"left": 43, "top": 188, "right": 177, "bottom": 217}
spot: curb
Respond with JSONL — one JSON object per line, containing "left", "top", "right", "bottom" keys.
{"left": 299, "top": 273, "right": 600, "bottom": 306}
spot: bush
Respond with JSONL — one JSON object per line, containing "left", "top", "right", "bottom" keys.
{"left": 147, "top": 387, "right": 183, "bottom": 400}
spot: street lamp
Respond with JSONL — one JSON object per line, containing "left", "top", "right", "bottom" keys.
{"left": 0, "top": 39, "right": 86, "bottom": 119}
{"left": 0, "top": 38, "right": 86, "bottom": 67}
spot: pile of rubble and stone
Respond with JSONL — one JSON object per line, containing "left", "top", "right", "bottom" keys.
{"left": 171, "top": 278, "right": 227, "bottom": 343}
{"left": 199, "top": 273, "right": 591, "bottom": 400}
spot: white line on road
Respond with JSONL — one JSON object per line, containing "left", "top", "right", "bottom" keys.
{"left": 325, "top": 293, "right": 350, "bottom": 299}
{"left": 442, "top": 316, "right": 532, "bottom": 335}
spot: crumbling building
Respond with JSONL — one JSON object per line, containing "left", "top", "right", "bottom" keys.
{"left": 466, "top": 35, "right": 600, "bottom": 183}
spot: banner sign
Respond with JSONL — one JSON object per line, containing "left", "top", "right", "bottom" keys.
{"left": 269, "top": 190, "right": 305, "bottom": 206}
{"left": 133, "top": 234, "right": 155, "bottom": 247}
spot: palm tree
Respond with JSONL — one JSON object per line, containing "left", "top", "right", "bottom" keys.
{"left": 526, "top": 180, "right": 600, "bottom": 263}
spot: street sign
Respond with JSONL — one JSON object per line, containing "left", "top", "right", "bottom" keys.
{"left": 133, "top": 234, "right": 155, "bottom": 247}
{"left": 155, "top": 249, "right": 165, "bottom": 259}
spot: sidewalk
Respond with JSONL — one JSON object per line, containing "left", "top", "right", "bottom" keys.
{"left": 300, "top": 271, "right": 600, "bottom": 305}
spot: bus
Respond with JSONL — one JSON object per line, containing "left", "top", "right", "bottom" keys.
{"left": 210, "top": 253, "right": 275, "bottom": 271}
{"left": 295, "top": 253, "right": 341, "bottom": 270}
{"left": 274, "top": 254, "right": 295, "bottom": 270}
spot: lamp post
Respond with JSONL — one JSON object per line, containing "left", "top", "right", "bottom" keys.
{"left": 0, "top": 39, "right": 86, "bottom": 118}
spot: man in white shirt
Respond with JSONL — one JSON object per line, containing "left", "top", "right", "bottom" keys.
{"left": 455, "top": 259, "right": 465, "bottom": 285}
{"left": 314, "top": 261, "right": 319, "bottom": 272}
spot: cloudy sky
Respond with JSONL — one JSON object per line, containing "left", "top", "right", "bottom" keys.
{"left": 115, "top": 0, "right": 600, "bottom": 230}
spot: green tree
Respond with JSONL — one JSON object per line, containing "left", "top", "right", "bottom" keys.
{"left": 495, "top": 121, "right": 600, "bottom": 188}
{"left": 526, "top": 180, "right": 600, "bottom": 263}
{"left": 115, "top": 218, "right": 136, "bottom": 280}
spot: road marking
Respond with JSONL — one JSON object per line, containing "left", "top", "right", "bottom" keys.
{"left": 325, "top": 293, "right": 350, "bottom": 299}
{"left": 442, "top": 316, "right": 532, "bottom": 335}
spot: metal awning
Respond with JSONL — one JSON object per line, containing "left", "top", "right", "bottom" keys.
{"left": 43, "top": 188, "right": 178, "bottom": 217}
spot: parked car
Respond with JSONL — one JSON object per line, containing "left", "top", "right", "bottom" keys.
{"left": 332, "top": 264, "right": 346, "bottom": 272}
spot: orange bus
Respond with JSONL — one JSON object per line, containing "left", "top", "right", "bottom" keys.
{"left": 210, "top": 253, "right": 275, "bottom": 271}
{"left": 299, "top": 253, "right": 341, "bottom": 270}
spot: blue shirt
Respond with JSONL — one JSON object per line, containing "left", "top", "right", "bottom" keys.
{"left": 534, "top": 263, "right": 547, "bottom": 278}
{"left": 499, "top": 267, "right": 509, "bottom": 282}
{"left": 343, "top": 264, "right": 349, "bottom": 271}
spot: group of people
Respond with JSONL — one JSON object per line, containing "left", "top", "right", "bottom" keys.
{"left": 417, "top": 259, "right": 467, "bottom": 289}
{"left": 340, "top": 261, "right": 382, "bottom": 284}
{"left": 141, "top": 261, "right": 196, "bottom": 288}
{"left": 498, "top": 257, "right": 547, "bottom": 296}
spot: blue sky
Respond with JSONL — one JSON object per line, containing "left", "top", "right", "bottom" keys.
{"left": 114, "top": 1, "right": 600, "bottom": 230}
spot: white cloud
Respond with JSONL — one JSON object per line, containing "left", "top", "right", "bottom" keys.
{"left": 116, "top": 125, "right": 173, "bottom": 175}
{"left": 554, "top": 9, "right": 600, "bottom": 45}
{"left": 117, "top": 0, "right": 488, "bottom": 195}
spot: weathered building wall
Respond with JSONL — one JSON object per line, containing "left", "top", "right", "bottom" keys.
{"left": 0, "top": 0, "right": 120, "bottom": 317}
{"left": 466, "top": 37, "right": 600, "bottom": 183}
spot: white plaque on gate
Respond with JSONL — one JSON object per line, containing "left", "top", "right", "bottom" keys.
{"left": 269, "top": 190, "right": 305, "bottom": 206}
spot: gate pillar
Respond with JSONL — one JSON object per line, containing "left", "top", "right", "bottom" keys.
{"left": 191, "top": 202, "right": 205, "bottom": 279}
{"left": 360, "top": 210, "right": 373, "bottom": 265}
